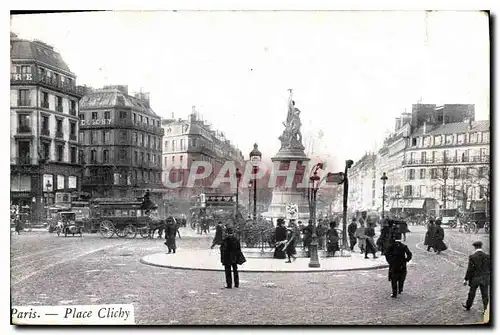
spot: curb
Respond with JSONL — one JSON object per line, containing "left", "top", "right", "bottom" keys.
{"left": 139, "top": 257, "right": 389, "bottom": 273}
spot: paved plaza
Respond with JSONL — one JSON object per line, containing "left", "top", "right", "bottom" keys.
{"left": 11, "top": 226, "right": 489, "bottom": 325}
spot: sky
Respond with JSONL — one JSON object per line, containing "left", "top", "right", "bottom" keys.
{"left": 10, "top": 11, "right": 490, "bottom": 172}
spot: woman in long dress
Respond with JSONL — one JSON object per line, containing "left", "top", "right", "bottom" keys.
{"left": 326, "top": 221, "right": 340, "bottom": 257}
{"left": 284, "top": 226, "right": 297, "bottom": 263}
{"left": 273, "top": 219, "right": 287, "bottom": 259}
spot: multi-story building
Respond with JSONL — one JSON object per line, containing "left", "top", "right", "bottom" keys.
{"left": 10, "top": 33, "right": 84, "bottom": 222}
{"left": 79, "top": 85, "right": 164, "bottom": 201}
{"left": 348, "top": 153, "right": 377, "bottom": 212}
{"left": 161, "top": 107, "right": 245, "bottom": 200}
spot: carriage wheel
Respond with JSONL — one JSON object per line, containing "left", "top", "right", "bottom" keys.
{"left": 125, "top": 224, "right": 137, "bottom": 239}
{"left": 99, "top": 220, "right": 115, "bottom": 238}
{"left": 139, "top": 226, "right": 150, "bottom": 238}
{"left": 115, "top": 226, "right": 128, "bottom": 238}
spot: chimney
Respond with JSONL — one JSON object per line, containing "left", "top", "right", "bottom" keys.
{"left": 423, "top": 121, "right": 427, "bottom": 135}
{"left": 464, "top": 117, "right": 472, "bottom": 130}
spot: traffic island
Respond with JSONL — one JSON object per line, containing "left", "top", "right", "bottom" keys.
{"left": 140, "top": 249, "right": 388, "bottom": 273}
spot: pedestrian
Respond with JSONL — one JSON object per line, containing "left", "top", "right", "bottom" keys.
{"left": 364, "top": 222, "right": 378, "bottom": 259}
{"left": 355, "top": 221, "right": 366, "bottom": 253}
{"left": 220, "top": 227, "right": 245, "bottom": 289}
{"left": 463, "top": 241, "right": 490, "bottom": 313}
{"left": 15, "top": 216, "right": 22, "bottom": 235}
{"left": 384, "top": 230, "right": 412, "bottom": 298}
{"left": 211, "top": 221, "right": 224, "bottom": 249}
{"left": 348, "top": 218, "right": 357, "bottom": 252}
{"left": 326, "top": 221, "right": 340, "bottom": 257}
{"left": 284, "top": 223, "right": 297, "bottom": 263}
{"left": 317, "top": 221, "right": 327, "bottom": 250}
{"left": 424, "top": 220, "right": 436, "bottom": 252}
{"left": 377, "top": 219, "right": 392, "bottom": 256}
{"left": 302, "top": 220, "right": 314, "bottom": 257}
{"left": 164, "top": 217, "right": 180, "bottom": 254}
{"left": 273, "top": 218, "right": 287, "bottom": 259}
{"left": 433, "top": 219, "right": 447, "bottom": 254}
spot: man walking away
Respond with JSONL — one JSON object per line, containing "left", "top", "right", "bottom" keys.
{"left": 355, "top": 221, "right": 366, "bottom": 253}
{"left": 424, "top": 220, "right": 436, "bottom": 252}
{"left": 348, "top": 218, "right": 357, "bottom": 252}
{"left": 364, "top": 223, "right": 378, "bottom": 259}
{"left": 463, "top": 241, "right": 490, "bottom": 313}
{"left": 220, "top": 227, "right": 244, "bottom": 289}
{"left": 385, "top": 231, "right": 412, "bottom": 298}
{"left": 433, "top": 219, "right": 447, "bottom": 254}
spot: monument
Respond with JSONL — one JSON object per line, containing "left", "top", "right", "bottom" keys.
{"left": 262, "top": 89, "right": 311, "bottom": 222}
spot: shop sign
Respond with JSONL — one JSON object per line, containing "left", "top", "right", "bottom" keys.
{"left": 11, "top": 73, "right": 33, "bottom": 81}
{"left": 80, "top": 119, "right": 112, "bottom": 126}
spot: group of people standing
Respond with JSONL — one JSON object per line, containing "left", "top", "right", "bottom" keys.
{"left": 424, "top": 218, "right": 448, "bottom": 254}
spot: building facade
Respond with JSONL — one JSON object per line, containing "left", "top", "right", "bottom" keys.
{"left": 348, "top": 153, "right": 377, "bottom": 212}
{"left": 10, "top": 33, "right": 84, "bottom": 223}
{"left": 161, "top": 107, "right": 245, "bottom": 200}
{"left": 79, "top": 85, "right": 164, "bottom": 200}
{"left": 351, "top": 103, "right": 490, "bottom": 217}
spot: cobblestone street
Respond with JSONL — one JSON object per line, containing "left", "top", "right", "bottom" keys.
{"left": 11, "top": 227, "right": 488, "bottom": 325}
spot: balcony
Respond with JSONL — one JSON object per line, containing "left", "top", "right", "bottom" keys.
{"left": 18, "top": 99, "right": 31, "bottom": 107}
{"left": 11, "top": 73, "right": 85, "bottom": 98}
{"left": 55, "top": 130, "right": 64, "bottom": 139}
{"left": 41, "top": 128, "right": 50, "bottom": 136}
{"left": 403, "top": 155, "right": 489, "bottom": 166}
{"left": 17, "top": 125, "right": 31, "bottom": 134}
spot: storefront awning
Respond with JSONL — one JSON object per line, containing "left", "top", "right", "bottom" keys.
{"left": 392, "top": 199, "right": 425, "bottom": 210}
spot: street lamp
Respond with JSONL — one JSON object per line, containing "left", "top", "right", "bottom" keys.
{"left": 381, "top": 172, "right": 388, "bottom": 218}
{"left": 248, "top": 180, "right": 253, "bottom": 218}
{"left": 308, "top": 164, "right": 323, "bottom": 268}
{"left": 235, "top": 168, "right": 242, "bottom": 219}
{"left": 249, "top": 143, "right": 262, "bottom": 221}
{"left": 44, "top": 180, "right": 52, "bottom": 209}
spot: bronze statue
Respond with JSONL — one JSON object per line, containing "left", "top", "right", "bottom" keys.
{"left": 279, "top": 89, "right": 304, "bottom": 150}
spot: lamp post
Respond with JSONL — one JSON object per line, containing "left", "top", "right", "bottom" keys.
{"left": 235, "top": 168, "right": 242, "bottom": 219}
{"left": 44, "top": 180, "right": 52, "bottom": 219}
{"left": 341, "top": 159, "right": 354, "bottom": 249}
{"left": 248, "top": 181, "right": 253, "bottom": 219}
{"left": 249, "top": 144, "right": 262, "bottom": 221}
{"left": 308, "top": 166, "right": 322, "bottom": 268}
{"left": 381, "top": 172, "right": 388, "bottom": 218}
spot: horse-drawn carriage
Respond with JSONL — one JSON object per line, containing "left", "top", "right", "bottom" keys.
{"left": 54, "top": 211, "right": 83, "bottom": 237}
{"left": 89, "top": 198, "right": 163, "bottom": 238}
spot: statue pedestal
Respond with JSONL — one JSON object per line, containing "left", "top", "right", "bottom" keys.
{"left": 261, "top": 148, "right": 311, "bottom": 224}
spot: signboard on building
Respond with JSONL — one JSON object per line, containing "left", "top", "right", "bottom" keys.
{"left": 204, "top": 194, "right": 236, "bottom": 207}
{"left": 55, "top": 192, "right": 71, "bottom": 204}
{"left": 11, "top": 73, "right": 33, "bottom": 81}
{"left": 286, "top": 203, "right": 299, "bottom": 220}
{"left": 80, "top": 119, "right": 112, "bottom": 127}
{"left": 326, "top": 172, "right": 345, "bottom": 185}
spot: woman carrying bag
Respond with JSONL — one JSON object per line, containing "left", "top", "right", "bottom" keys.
{"left": 220, "top": 227, "right": 246, "bottom": 289}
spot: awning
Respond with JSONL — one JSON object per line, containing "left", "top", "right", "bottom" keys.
{"left": 392, "top": 199, "right": 425, "bottom": 209}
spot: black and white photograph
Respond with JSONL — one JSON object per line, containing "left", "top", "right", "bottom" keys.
{"left": 8, "top": 9, "right": 491, "bottom": 326}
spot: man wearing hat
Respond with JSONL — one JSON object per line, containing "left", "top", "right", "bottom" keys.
{"left": 348, "top": 218, "right": 358, "bottom": 252}
{"left": 463, "top": 241, "right": 490, "bottom": 312}
{"left": 384, "top": 230, "right": 412, "bottom": 298}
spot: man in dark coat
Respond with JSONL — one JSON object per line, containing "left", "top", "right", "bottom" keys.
{"left": 463, "top": 241, "right": 490, "bottom": 312}
{"left": 424, "top": 220, "right": 436, "bottom": 252}
{"left": 433, "top": 220, "right": 447, "bottom": 254}
{"left": 302, "top": 220, "right": 314, "bottom": 257}
{"left": 385, "top": 231, "right": 412, "bottom": 298}
{"left": 211, "top": 221, "right": 224, "bottom": 249}
{"left": 164, "top": 218, "right": 181, "bottom": 253}
{"left": 326, "top": 221, "right": 340, "bottom": 257}
{"left": 273, "top": 219, "right": 287, "bottom": 259}
{"left": 364, "top": 223, "right": 378, "bottom": 259}
{"left": 377, "top": 219, "right": 392, "bottom": 256}
{"left": 348, "top": 218, "right": 357, "bottom": 252}
{"left": 220, "top": 227, "right": 243, "bottom": 289}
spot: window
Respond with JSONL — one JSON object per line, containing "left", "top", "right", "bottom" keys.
{"left": 172, "top": 156, "right": 175, "bottom": 162}
{"left": 70, "top": 147, "right": 77, "bottom": 163}
{"left": 41, "top": 141, "right": 50, "bottom": 161}
{"left": 56, "top": 119, "right": 63, "bottom": 137}
{"left": 119, "top": 111, "right": 127, "bottom": 119}
{"left": 478, "top": 167, "right": 486, "bottom": 178}
{"left": 146, "top": 135, "right": 150, "bottom": 148}
{"left": 423, "top": 136, "right": 431, "bottom": 146}
{"left": 145, "top": 117, "right": 149, "bottom": 124}
{"left": 482, "top": 132, "right": 489, "bottom": 143}
{"left": 152, "top": 137, "right": 156, "bottom": 149}
{"left": 420, "top": 151, "right": 426, "bottom": 163}
{"left": 56, "top": 96, "right": 63, "bottom": 112}
{"left": 152, "top": 154, "right": 156, "bottom": 164}
{"left": 17, "top": 141, "right": 31, "bottom": 164}
{"left": 91, "top": 130, "right": 98, "bottom": 144}
{"left": 103, "top": 150, "right": 109, "bottom": 163}
{"left": 140, "top": 134, "right": 144, "bottom": 146}
{"left": 434, "top": 136, "right": 442, "bottom": 146}
{"left": 120, "top": 131, "right": 127, "bottom": 143}
{"left": 420, "top": 185, "right": 426, "bottom": 197}
{"left": 41, "top": 92, "right": 49, "bottom": 108}
{"left": 57, "top": 144, "right": 64, "bottom": 162}
{"left": 140, "top": 152, "right": 144, "bottom": 163}
{"left": 431, "top": 151, "right": 437, "bottom": 163}
{"left": 133, "top": 113, "right": 137, "bottom": 123}
{"left": 457, "top": 134, "right": 465, "bottom": 144}
{"left": 139, "top": 115, "right": 143, "bottom": 123}
{"left": 79, "top": 113, "right": 85, "bottom": 121}
{"left": 79, "top": 150, "right": 84, "bottom": 164}
{"left": 134, "top": 151, "right": 138, "bottom": 163}
{"left": 17, "top": 114, "right": 31, "bottom": 132}
{"left": 453, "top": 167, "right": 461, "bottom": 179}
{"left": 164, "top": 141, "right": 169, "bottom": 151}
{"left": 104, "top": 111, "right": 110, "bottom": 120}
{"left": 90, "top": 150, "right": 97, "bottom": 163}
{"left": 445, "top": 135, "right": 453, "bottom": 145}
{"left": 466, "top": 167, "right": 473, "bottom": 178}
{"left": 404, "top": 185, "right": 412, "bottom": 197}
{"left": 411, "top": 138, "right": 417, "bottom": 147}
{"left": 164, "top": 157, "right": 168, "bottom": 166}
{"left": 119, "top": 150, "right": 127, "bottom": 161}
{"left": 172, "top": 140, "right": 176, "bottom": 151}
{"left": 470, "top": 132, "right": 477, "bottom": 143}
{"left": 147, "top": 153, "right": 150, "bottom": 162}
{"left": 92, "top": 112, "right": 98, "bottom": 120}
{"left": 69, "top": 122, "right": 77, "bottom": 140}
{"left": 70, "top": 100, "right": 77, "bottom": 115}
{"left": 18, "top": 89, "right": 30, "bottom": 106}
{"left": 103, "top": 130, "right": 110, "bottom": 144}
{"left": 419, "top": 169, "right": 425, "bottom": 179}
{"left": 407, "top": 169, "right": 415, "bottom": 180}
{"left": 430, "top": 168, "right": 437, "bottom": 179}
